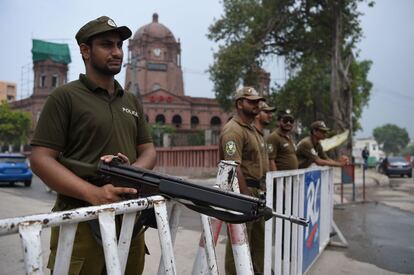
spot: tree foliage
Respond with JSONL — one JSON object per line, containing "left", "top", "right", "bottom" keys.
{"left": 0, "top": 102, "right": 31, "bottom": 146}
{"left": 401, "top": 144, "right": 414, "bottom": 156}
{"left": 373, "top": 124, "right": 410, "bottom": 155}
{"left": 272, "top": 57, "right": 372, "bottom": 133}
{"left": 208, "top": 0, "right": 374, "bottom": 141}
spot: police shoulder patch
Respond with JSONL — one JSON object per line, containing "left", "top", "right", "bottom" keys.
{"left": 225, "top": 141, "right": 237, "bottom": 156}
{"left": 267, "top": 143, "right": 274, "bottom": 153}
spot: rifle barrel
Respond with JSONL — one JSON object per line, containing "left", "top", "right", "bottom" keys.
{"left": 271, "top": 211, "right": 309, "bottom": 226}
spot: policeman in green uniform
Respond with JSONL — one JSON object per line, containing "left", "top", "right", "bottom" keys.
{"left": 30, "top": 16, "right": 156, "bottom": 275}
{"left": 296, "top": 120, "right": 348, "bottom": 168}
{"left": 254, "top": 101, "right": 276, "bottom": 175}
{"left": 219, "top": 86, "right": 265, "bottom": 275}
{"left": 267, "top": 109, "right": 298, "bottom": 171}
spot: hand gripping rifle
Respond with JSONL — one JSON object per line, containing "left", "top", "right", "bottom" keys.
{"left": 97, "top": 160, "right": 309, "bottom": 226}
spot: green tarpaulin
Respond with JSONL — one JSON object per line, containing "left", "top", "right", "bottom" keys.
{"left": 31, "top": 39, "right": 71, "bottom": 64}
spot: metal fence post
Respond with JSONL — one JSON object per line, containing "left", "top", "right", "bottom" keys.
{"left": 154, "top": 197, "right": 177, "bottom": 275}
{"left": 19, "top": 221, "right": 44, "bottom": 275}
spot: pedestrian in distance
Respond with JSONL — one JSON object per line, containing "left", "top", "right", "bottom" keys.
{"left": 267, "top": 109, "right": 299, "bottom": 171}
{"left": 219, "top": 86, "right": 266, "bottom": 274}
{"left": 30, "top": 16, "right": 156, "bottom": 275}
{"left": 296, "top": 120, "right": 349, "bottom": 168}
{"left": 362, "top": 145, "right": 370, "bottom": 169}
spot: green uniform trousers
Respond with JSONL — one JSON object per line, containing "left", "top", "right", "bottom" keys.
{"left": 47, "top": 196, "right": 146, "bottom": 275}
{"left": 225, "top": 188, "right": 265, "bottom": 275}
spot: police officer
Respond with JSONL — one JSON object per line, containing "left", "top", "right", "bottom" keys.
{"left": 296, "top": 120, "right": 348, "bottom": 168}
{"left": 219, "top": 86, "right": 265, "bottom": 274}
{"left": 267, "top": 109, "right": 298, "bottom": 171}
{"left": 30, "top": 16, "right": 156, "bottom": 274}
{"left": 254, "top": 101, "right": 276, "bottom": 175}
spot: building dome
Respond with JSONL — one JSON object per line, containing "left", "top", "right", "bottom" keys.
{"left": 133, "top": 13, "right": 176, "bottom": 42}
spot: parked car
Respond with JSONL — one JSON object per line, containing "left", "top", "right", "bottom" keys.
{"left": 378, "top": 156, "right": 412, "bottom": 178}
{"left": 0, "top": 153, "right": 33, "bottom": 186}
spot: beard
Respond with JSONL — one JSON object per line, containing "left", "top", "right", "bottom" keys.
{"left": 91, "top": 59, "right": 122, "bottom": 76}
{"left": 89, "top": 49, "right": 123, "bottom": 76}
{"left": 280, "top": 124, "right": 292, "bottom": 132}
{"left": 242, "top": 108, "right": 259, "bottom": 118}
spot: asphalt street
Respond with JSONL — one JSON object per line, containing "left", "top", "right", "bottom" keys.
{"left": 0, "top": 172, "right": 413, "bottom": 274}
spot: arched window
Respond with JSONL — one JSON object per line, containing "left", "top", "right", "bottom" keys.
{"left": 155, "top": 114, "right": 165, "bottom": 124}
{"left": 172, "top": 114, "right": 182, "bottom": 128}
{"left": 210, "top": 116, "right": 222, "bottom": 128}
{"left": 191, "top": 116, "right": 199, "bottom": 129}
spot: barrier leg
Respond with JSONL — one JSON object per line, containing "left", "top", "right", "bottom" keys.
{"left": 227, "top": 223, "right": 254, "bottom": 274}
{"left": 158, "top": 202, "right": 181, "bottom": 275}
{"left": 191, "top": 216, "right": 222, "bottom": 275}
{"left": 118, "top": 212, "right": 137, "bottom": 274}
{"left": 19, "top": 221, "right": 44, "bottom": 275}
{"left": 154, "top": 199, "right": 177, "bottom": 275}
{"left": 99, "top": 209, "right": 122, "bottom": 275}
{"left": 54, "top": 223, "right": 78, "bottom": 275}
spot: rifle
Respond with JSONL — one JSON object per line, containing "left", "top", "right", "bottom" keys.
{"left": 97, "top": 160, "right": 309, "bottom": 226}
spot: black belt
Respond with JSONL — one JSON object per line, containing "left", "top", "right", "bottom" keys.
{"left": 246, "top": 178, "right": 265, "bottom": 189}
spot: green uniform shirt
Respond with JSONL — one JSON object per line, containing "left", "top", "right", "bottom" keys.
{"left": 31, "top": 74, "right": 152, "bottom": 177}
{"left": 255, "top": 127, "right": 269, "bottom": 176}
{"left": 266, "top": 128, "right": 298, "bottom": 170}
{"left": 219, "top": 116, "right": 264, "bottom": 181}
{"left": 296, "top": 136, "right": 328, "bottom": 168}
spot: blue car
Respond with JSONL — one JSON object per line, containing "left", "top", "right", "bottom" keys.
{"left": 0, "top": 153, "right": 33, "bottom": 187}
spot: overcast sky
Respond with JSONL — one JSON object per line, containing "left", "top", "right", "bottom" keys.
{"left": 1, "top": 0, "right": 412, "bottom": 139}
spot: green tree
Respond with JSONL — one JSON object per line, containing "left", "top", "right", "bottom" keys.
{"left": 208, "top": 0, "right": 374, "bottom": 153}
{"left": 401, "top": 144, "right": 414, "bottom": 156}
{"left": 148, "top": 123, "right": 176, "bottom": 147}
{"left": 272, "top": 57, "right": 372, "bottom": 134}
{"left": 0, "top": 102, "right": 31, "bottom": 148}
{"left": 373, "top": 124, "right": 410, "bottom": 155}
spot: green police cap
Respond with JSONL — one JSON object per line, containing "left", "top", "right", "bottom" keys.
{"left": 234, "top": 86, "right": 264, "bottom": 101}
{"left": 311, "top": 120, "right": 330, "bottom": 132}
{"left": 277, "top": 109, "right": 294, "bottom": 120}
{"left": 75, "top": 16, "right": 132, "bottom": 45}
{"left": 259, "top": 101, "right": 276, "bottom": 112}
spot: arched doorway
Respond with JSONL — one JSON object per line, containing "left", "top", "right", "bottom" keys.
{"left": 172, "top": 114, "right": 182, "bottom": 128}
{"left": 191, "top": 116, "right": 199, "bottom": 129}
{"left": 210, "top": 116, "right": 222, "bottom": 129}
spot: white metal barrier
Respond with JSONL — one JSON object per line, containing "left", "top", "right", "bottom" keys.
{"left": 192, "top": 161, "right": 254, "bottom": 275}
{"left": 264, "top": 167, "right": 334, "bottom": 275}
{"left": 0, "top": 195, "right": 177, "bottom": 275}
{"left": 0, "top": 163, "right": 334, "bottom": 275}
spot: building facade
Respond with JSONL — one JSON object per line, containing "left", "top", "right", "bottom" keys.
{"left": 0, "top": 81, "right": 16, "bottom": 102}
{"left": 125, "top": 13, "right": 231, "bottom": 131}
{"left": 10, "top": 40, "right": 71, "bottom": 129}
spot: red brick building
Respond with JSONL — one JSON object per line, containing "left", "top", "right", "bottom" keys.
{"left": 10, "top": 40, "right": 71, "bottom": 129}
{"left": 124, "top": 13, "right": 231, "bottom": 131}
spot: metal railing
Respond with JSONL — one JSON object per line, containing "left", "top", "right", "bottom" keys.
{"left": 0, "top": 196, "right": 176, "bottom": 275}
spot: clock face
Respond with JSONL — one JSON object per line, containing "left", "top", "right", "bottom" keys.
{"left": 153, "top": 48, "right": 161, "bottom": 57}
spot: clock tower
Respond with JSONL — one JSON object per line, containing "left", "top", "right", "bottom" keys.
{"left": 125, "top": 13, "right": 184, "bottom": 97}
